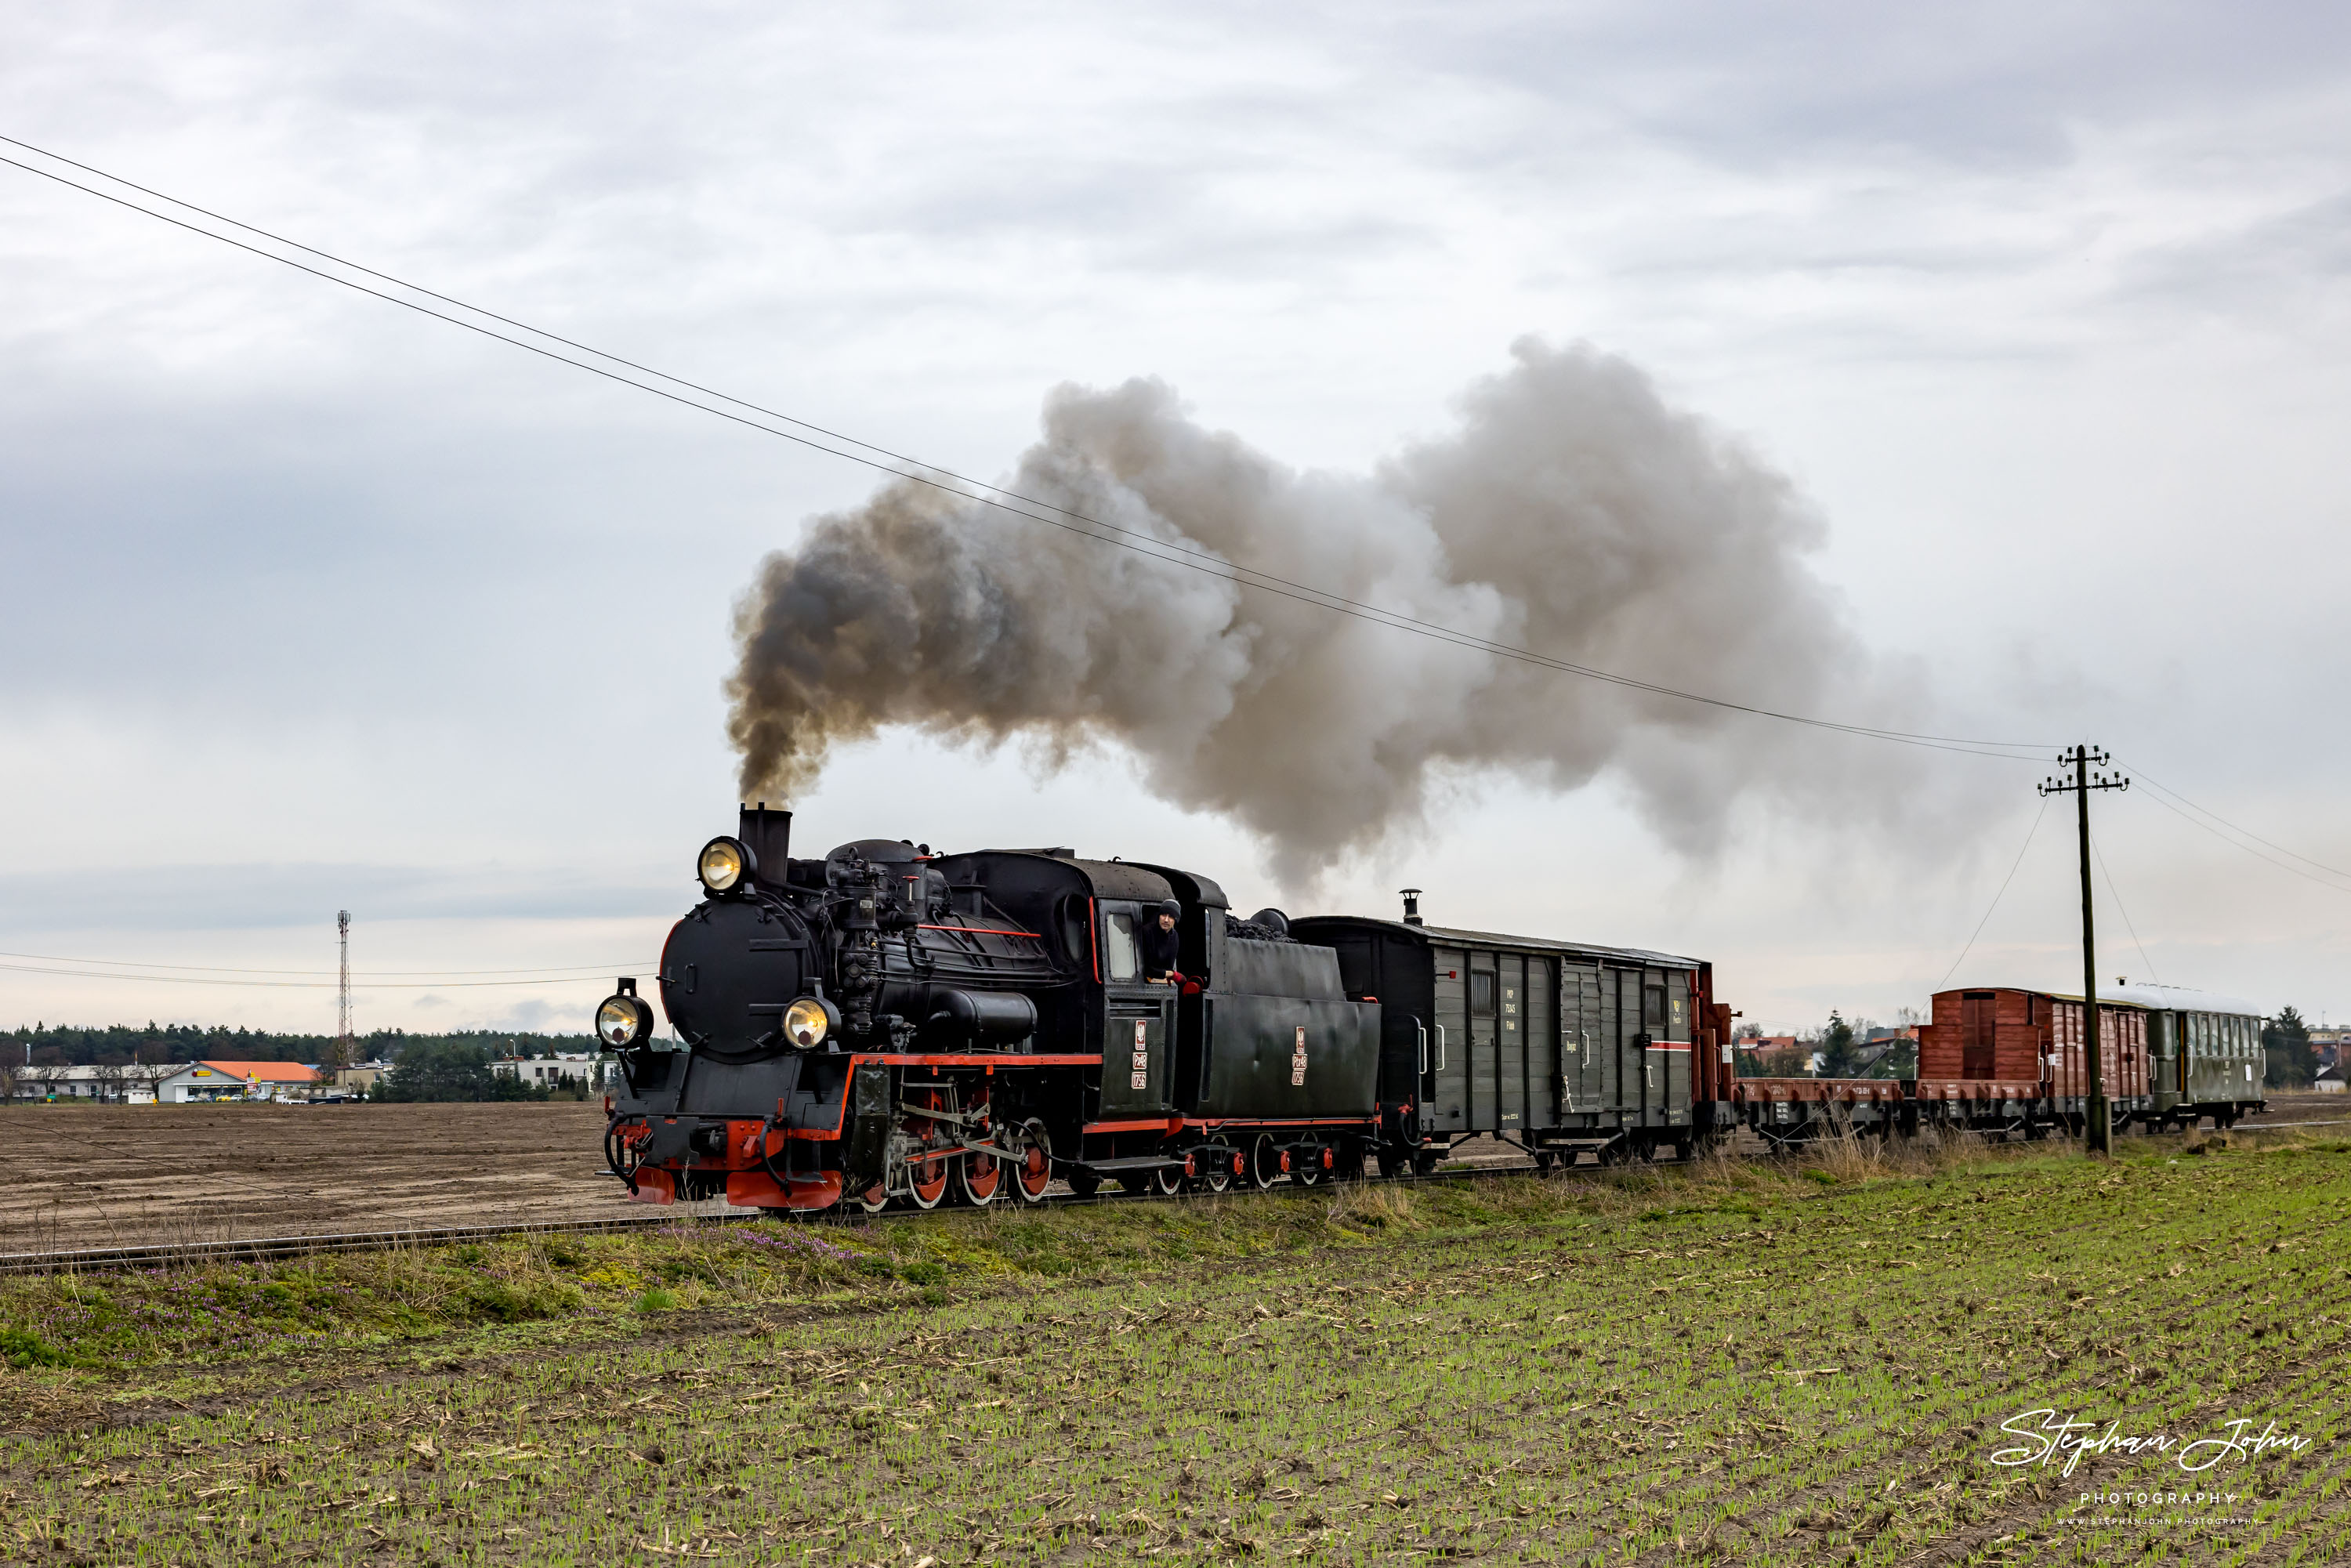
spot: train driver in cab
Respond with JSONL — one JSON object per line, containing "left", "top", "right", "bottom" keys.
{"left": 1141, "top": 899, "right": 1182, "bottom": 983}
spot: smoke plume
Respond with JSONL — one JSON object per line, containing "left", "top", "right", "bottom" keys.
{"left": 729, "top": 338, "right": 1941, "bottom": 889}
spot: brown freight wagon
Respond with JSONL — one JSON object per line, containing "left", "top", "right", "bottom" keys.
{"left": 1922, "top": 987, "right": 2154, "bottom": 1130}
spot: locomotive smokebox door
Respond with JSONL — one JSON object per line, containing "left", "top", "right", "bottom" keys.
{"left": 846, "top": 1060, "right": 893, "bottom": 1182}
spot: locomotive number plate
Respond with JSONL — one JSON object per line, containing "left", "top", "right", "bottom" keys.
{"left": 1291, "top": 1024, "right": 1308, "bottom": 1086}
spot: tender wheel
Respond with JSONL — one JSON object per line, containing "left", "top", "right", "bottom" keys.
{"left": 1011, "top": 1121, "right": 1053, "bottom": 1204}
{"left": 1153, "top": 1163, "right": 1188, "bottom": 1197}
{"left": 1250, "top": 1134, "right": 1282, "bottom": 1190}
{"left": 1295, "top": 1150, "right": 1326, "bottom": 1188}
{"left": 1204, "top": 1153, "right": 1234, "bottom": 1193}
{"left": 1118, "top": 1172, "right": 1158, "bottom": 1194}
{"left": 1065, "top": 1170, "right": 1102, "bottom": 1199}
{"left": 1411, "top": 1149, "right": 1439, "bottom": 1179}
{"left": 958, "top": 1147, "right": 1002, "bottom": 1206}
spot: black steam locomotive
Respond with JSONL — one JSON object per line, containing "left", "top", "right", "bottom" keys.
{"left": 597, "top": 807, "right": 1734, "bottom": 1212}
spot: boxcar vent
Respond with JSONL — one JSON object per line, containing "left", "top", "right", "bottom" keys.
{"left": 1400, "top": 888, "right": 1423, "bottom": 925}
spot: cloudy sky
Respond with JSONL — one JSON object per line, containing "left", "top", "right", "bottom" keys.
{"left": 3, "top": 2, "right": 2349, "bottom": 1039}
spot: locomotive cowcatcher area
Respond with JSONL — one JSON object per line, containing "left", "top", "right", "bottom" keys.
{"left": 6, "top": 1131, "right": 2348, "bottom": 1565}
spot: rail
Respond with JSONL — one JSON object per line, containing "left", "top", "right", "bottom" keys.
{"left": 0, "top": 1208, "right": 760, "bottom": 1277}
{"left": 0, "top": 1159, "right": 1541, "bottom": 1276}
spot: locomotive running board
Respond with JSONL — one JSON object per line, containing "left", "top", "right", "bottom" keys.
{"left": 1069, "top": 1154, "right": 1186, "bottom": 1174}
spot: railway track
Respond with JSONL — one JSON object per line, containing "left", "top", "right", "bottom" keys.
{"left": 0, "top": 1159, "right": 1546, "bottom": 1277}
{"left": 12, "top": 1106, "right": 2326, "bottom": 1277}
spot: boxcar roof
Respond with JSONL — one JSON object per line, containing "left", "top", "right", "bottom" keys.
{"left": 1293, "top": 914, "right": 1702, "bottom": 971}
{"left": 1940, "top": 981, "right": 2266, "bottom": 1018}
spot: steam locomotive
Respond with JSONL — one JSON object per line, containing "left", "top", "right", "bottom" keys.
{"left": 596, "top": 806, "right": 1737, "bottom": 1212}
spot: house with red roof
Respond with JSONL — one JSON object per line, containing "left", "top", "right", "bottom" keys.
{"left": 155, "top": 1060, "right": 319, "bottom": 1103}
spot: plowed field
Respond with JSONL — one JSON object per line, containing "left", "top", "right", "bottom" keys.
{"left": 0, "top": 1102, "right": 620, "bottom": 1253}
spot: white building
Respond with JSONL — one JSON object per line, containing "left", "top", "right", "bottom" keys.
{"left": 6, "top": 1063, "right": 188, "bottom": 1102}
{"left": 491, "top": 1052, "right": 601, "bottom": 1089}
{"left": 154, "top": 1060, "right": 320, "bottom": 1103}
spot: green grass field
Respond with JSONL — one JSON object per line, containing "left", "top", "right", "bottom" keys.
{"left": 4, "top": 1132, "right": 2346, "bottom": 1565}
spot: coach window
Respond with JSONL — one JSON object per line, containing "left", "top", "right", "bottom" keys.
{"left": 1102, "top": 908, "right": 1141, "bottom": 983}
{"left": 1471, "top": 970, "right": 1495, "bottom": 1016}
{"left": 1643, "top": 985, "right": 1666, "bottom": 1037}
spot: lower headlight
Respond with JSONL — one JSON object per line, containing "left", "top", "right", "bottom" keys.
{"left": 596, "top": 991, "right": 655, "bottom": 1048}
{"left": 783, "top": 996, "right": 835, "bottom": 1049}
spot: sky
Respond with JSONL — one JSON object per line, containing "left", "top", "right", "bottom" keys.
{"left": 2, "top": 2, "right": 2348, "bottom": 1041}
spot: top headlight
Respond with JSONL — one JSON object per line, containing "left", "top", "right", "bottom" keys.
{"left": 697, "top": 835, "right": 755, "bottom": 894}
{"left": 596, "top": 991, "right": 654, "bottom": 1048}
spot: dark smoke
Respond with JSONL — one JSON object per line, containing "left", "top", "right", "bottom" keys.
{"left": 729, "top": 338, "right": 1940, "bottom": 889}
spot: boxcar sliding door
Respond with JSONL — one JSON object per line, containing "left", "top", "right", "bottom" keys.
{"left": 1607, "top": 965, "right": 1644, "bottom": 1121}
{"left": 1559, "top": 961, "right": 1602, "bottom": 1116}
{"left": 1497, "top": 954, "right": 1527, "bottom": 1134}
{"left": 1664, "top": 969, "right": 1693, "bottom": 1121}
{"left": 1525, "top": 958, "right": 1556, "bottom": 1131}
{"left": 1430, "top": 947, "right": 1469, "bottom": 1133}
{"left": 1468, "top": 952, "right": 1499, "bottom": 1130}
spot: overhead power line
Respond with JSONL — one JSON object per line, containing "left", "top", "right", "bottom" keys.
{"left": 0, "top": 959, "right": 654, "bottom": 990}
{"left": 2117, "top": 760, "right": 2351, "bottom": 895}
{"left": 0, "top": 134, "right": 2055, "bottom": 763}
{"left": 2089, "top": 831, "right": 2159, "bottom": 984}
{"left": 0, "top": 949, "right": 645, "bottom": 978}
{"left": 1940, "top": 796, "right": 2049, "bottom": 987}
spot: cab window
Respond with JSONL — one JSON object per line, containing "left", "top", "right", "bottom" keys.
{"left": 1103, "top": 910, "right": 1140, "bottom": 983}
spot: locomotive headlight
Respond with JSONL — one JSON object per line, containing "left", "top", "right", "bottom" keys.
{"left": 697, "top": 835, "right": 755, "bottom": 895}
{"left": 596, "top": 991, "right": 655, "bottom": 1049}
{"left": 783, "top": 996, "right": 836, "bottom": 1049}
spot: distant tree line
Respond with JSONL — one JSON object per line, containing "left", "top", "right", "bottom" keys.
{"left": 2264, "top": 1007, "right": 2316, "bottom": 1089}
{"left": 366, "top": 1039, "right": 602, "bottom": 1103}
{"left": 1733, "top": 1011, "right": 1918, "bottom": 1080}
{"left": 0, "top": 1022, "right": 602, "bottom": 1070}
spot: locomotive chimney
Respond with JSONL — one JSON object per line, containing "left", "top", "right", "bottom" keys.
{"left": 1400, "top": 888, "right": 1423, "bottom": 926}
{"left": 737, "top": 802, "right": 792, "bottom": 884}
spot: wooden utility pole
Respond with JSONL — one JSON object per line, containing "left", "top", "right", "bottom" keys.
{"left": 2039, "top": 746, "right": 2129, "bottom": 1155}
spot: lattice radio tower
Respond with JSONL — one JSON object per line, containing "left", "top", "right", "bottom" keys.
{"left": 336, "top": 910, "right": 353, "bottom": 1063}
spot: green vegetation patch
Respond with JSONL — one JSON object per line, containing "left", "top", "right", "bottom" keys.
{"left": 5, "top": 1135, "right": 2348, "bottom": 1564}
